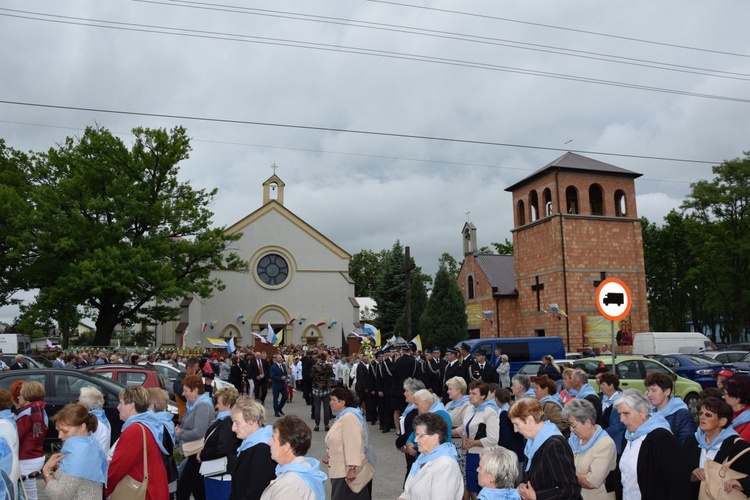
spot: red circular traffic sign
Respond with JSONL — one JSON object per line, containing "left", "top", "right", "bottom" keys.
{"left": 595, "top": 278, "right": 632, "bottom": 322}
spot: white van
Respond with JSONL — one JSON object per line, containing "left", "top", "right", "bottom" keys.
{"left": 632, "top": 332, "right": 712, "bottom": 355}
{"left": 0, "top": 333, "right": 32, "bottom": 354}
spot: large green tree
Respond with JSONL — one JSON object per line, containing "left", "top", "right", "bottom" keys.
{"left": 372, "top": 241, "right": 406, "bottom": 336}
{"left": 10, "top": 125, "right": 243, "bottom": 346}
{"left": 420, "top": 263, "right": 467, "bottom": 349}
{"left": 681, "top": 152, "right": 750, "bottom": 341}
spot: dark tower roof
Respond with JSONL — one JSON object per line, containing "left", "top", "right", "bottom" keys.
{"left": 505, "top": 152, "right": 642, "bottom": 192}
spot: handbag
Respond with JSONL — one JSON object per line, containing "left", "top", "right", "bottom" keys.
{"left": 346, "top": 460, "right": 375, "bottom": 494}
{"left": 182, "top": 437, "right": 205, "bottom": 457}
{"left": 700, "top": 440, "right": 750, "bottom": 500}
{"left": 110, "top": 423, "right": 149, "bottom": 500}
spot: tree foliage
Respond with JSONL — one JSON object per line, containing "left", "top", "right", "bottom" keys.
{"left": 420, "top": 263, "right": 467, "bottom": 349}
{"left": 349, "top": 249, "right": 386, "bottom": 297}
{"left": 439, "top": 252, "right": 461, "bottom": 282}
{"left": 3, "top": 125, "right": 243, "bottom": 346}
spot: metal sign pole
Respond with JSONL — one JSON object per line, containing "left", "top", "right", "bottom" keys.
{"left": 611, "top": 320, "right": 616, "bottom": 376}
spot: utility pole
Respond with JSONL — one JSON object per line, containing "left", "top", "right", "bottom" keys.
{"left": 404, "top": 246, "right": 416, "bottom": 341}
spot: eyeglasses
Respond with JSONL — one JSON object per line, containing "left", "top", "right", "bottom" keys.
{"left": 414, "top": 432, "right": 433, "bottom": 440}
{"left": 567, "top": 421, "right": 580, "bottom": 429}
{"left": 697, "top": 411, "right": 717, "bottom": 418}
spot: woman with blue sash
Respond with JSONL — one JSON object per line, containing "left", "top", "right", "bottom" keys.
{"left": 510, "top": 397, "right": 580, "bottom": 500}
{"left": 445, "top": 376, "right": 471, "bottom": 485}
{"left": 476, "top": 446, "right": 521, "bottom": 500}
{"left": 41, "top": 403, "right": 107, "bottom": 500}
{"left": 683, "top": 397, "right": 750, "bottom": 499}
{"left": 533, "top": 375, "right": 569, "bottom": 438}
{"left": 262, "top": 415, "right": 327, "bottom": 500}
{"left": 176, "top": 374, "right": 215, "bottom": 500}
{"left": 398, "top": 413, "right": 462, "bottom": 500}
{"left": 724, "top": 376, "right": 750, "bottom": 441}
{"left": 78, "top": 386, "right": 111, "bottom": 455}
{"left": 0, "top": 390, "right": 19, "bottom": 489}
{"left": 459, "top": 382, "right": 499, "bottom": 500}
{"left": 323, "top": 387, "right": 376, "bottom": 500}
{"left": 200, "top": 386, "right": 240, "bottom": 500}
{"left": 230, "top": 396, "right": 277, "bottom": 500}
{"left": 562, "top": 399, "right": 616, "bottom": 500}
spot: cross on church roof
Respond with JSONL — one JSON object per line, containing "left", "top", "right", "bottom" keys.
{"left": 271, "top": 163, "right": 279, "bottom": 175}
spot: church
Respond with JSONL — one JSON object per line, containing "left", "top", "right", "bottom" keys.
{"left": 154, "top": 171, "right": 359, "bottom": 348}
{"left": 457, "top": 152, "right": 649, "bottom": 352}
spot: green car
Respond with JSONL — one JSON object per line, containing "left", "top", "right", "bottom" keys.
{"left": 573, "top": 355, "right": 703, "bottom": 413}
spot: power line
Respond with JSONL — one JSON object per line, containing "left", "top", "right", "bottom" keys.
{"left": 137, "top": 0, "right": 750, "bottom": 81}
{"left": 2, "top": 9, "right": 750, "bottom": 104}
{"left": 0, "top": 100, "right": 723, "bottom": 165}
{"left": 368, "top": 0, "right": 750, "bottom": 59}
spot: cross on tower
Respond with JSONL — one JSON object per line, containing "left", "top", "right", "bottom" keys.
{"left": 271, "top": 163, "right": 279, "bottom": 175}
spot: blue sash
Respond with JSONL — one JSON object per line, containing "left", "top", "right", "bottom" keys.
{"left": 59, "top": 434, "right": 108, "bottom": 484}
{"left": 275, "top": 458, "right": 327, "bottom": 500}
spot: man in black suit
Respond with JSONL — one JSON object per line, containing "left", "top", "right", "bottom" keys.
{"left": 425, "top": 347, "right": 446, "bottom": 397}
{"left": 354, "top": 355, "right": 370, "bottom": 412}
{"left": 459, "top": 342, "right": 474, "bottom": 384}
{"left": 442, "top": 348, "right": 463, "bottom": 403}
{"left": 468, "top": 350, "right": 496, "bottom": 384}
{"left": 10, "top": 354, "right": 29, "bottom": 370}
{"left": 300, "top": 351, "right": 315, "bottom": 405}
{"left": 379, "top": 347, "right": 397, "bottom": 432}
{"left": 247, "top": 351, "right": 269, "bottom": 403}
{"left": 367, "top": 352, "right": 381, "bottom": 425}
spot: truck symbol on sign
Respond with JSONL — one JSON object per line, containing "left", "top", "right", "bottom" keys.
{"left": 602, "top": 292, "right": 624, "bottom": 306}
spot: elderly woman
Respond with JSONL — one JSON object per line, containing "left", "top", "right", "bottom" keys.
{"left": 262, "top": 415, "right": 327, "bottom": 500}
{"left": 42, "top": 403, "right": 107, "bottom": 499}
{"left": 477, "top": 446, "right": 522, "bottom": 500}
{"left": 398, "top": 413, "right": 463, "bottom": 500}
{"left": 496, "top": 355, "right": 511, "bottom": 388}
{"left": 511, "top": 375, "right": 534, "bottom": 400}
{"left": 176, "top": 373, "right": 216, "bottom": 500}
{"left": 533, "top": 375, "right": 568, "bottom": 438}
{"left": 510, "top": 397, "right": 580, "bottom": 500}
{"left": 230, "top": 396, "right": 277, "bottom": 500}
{"left": 445, "top": 376, "right": 471, "bottom": 485}
{"left": 562, "top": 399, "right": 616, "bottom": 500}
{"left": 724, "top": 375, "right": 750, "bottom": 441}
{"left": 683, "top": 397, "right": 750, "bottom": 499}
{"left": 598, "top": 372, "right": 625, "bottom": 456}
{"left": 107, "top": 386, "right": 169, "bottom": 499}
{"left": 17, "top": 380, "right": 48, "bottom": 500}
{"left": 644, "top": 371, "right": 696, "bottom": 446}
{"left": 459, "top": 381, "right": 500, "bottom": 500}
{"left": 78, "top": 386, "right": 111, "bottom": 455}
{"left": 147, "top": 387, "right": 178, "bottom": 498}
{"left": 396, "top": 378, "right": 426, "bottom": 481}
{"left": 0, "top": 389, "right": 19, "bottom": 487}
{"left": 201, "top": 386, "right": 241, "bottom": 499}
{"left": 614, "top": 388, "right": 690, "bottom": 499}
{"left": 559, "top": 368, "right": 577, "bottom": 405}
{"left": 323, "top": 387, "right": 375, "bottom": 500}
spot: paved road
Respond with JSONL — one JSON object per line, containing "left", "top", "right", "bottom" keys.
{"left": 36, "top": 388, "right": 408, "bottom": 500}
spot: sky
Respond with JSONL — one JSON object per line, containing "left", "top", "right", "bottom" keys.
{"left": 1, "top": 0, "right": 749, "bottom": 324}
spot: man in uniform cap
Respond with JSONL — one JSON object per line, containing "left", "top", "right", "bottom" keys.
{"left": 425, "top": 346, "right": 446, "bottom": 397}
{"left": 469, "top": 350, "right": 495, "bottom": 384}
{"left": 459, "top": 342, "right": 474, "bottom": 384}
{"left": 378, "top": 347, "right": 397, "bottom": 432}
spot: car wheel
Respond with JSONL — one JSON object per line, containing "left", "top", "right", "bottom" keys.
{"left": 684, "top": 392, "right": 700, "bottom": 415}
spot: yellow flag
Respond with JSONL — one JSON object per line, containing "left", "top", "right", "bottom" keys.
{"left": 274, "top": 330, "right": 284, "bottom": 347}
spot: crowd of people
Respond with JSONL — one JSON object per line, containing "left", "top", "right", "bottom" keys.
{"left": 1, "top": 341, "right": 750, "bottom": 499}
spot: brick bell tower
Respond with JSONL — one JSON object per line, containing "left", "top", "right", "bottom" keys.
{"left": 504, "top": 152, "right": 649, "bottom": 352}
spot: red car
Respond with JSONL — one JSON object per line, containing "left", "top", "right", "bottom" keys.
{"left": 80, "top": 364, "right": 173, "bottom": 397}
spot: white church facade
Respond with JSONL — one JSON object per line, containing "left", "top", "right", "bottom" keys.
{"left": 154, "top": 173, "right": 359, "bottom": 348}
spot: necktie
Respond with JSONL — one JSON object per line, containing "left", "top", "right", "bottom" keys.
{"left": 259, "top": 360, "right": 263, "bottom": 375}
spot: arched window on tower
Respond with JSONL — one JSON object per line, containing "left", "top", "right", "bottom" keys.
{"left": 589, "top": 184, "right": 604, "bottom": 215}
{"left": 566, "top": 186, "right": 578, "bottom": 214}
{"left": 543, "top": 188, "right": 553, "bottom": 216}
{"left": 615, "top": 190, "right": 627, "bottom": 216}
{"left": 517, "top": 200, "right": 526, "bottom": 226}
{"left": 530, "top": 190, "right": 539, "bottom": 221}
{"left": 467, "top": 276, "right": 475, "bottom": 299}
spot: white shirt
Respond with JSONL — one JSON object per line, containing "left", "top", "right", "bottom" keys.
{"left": 620, "top": 434, "right": 645, "bottom": 500}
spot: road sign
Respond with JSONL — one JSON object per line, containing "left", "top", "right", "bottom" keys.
{"left": 596, "top": 278, "right": 632, "bottom": 322}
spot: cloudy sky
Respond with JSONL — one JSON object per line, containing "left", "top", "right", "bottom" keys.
{"left": 1, "top": 1, "right": 749, "bottom": 323}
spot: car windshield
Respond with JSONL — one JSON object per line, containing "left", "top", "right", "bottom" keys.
{"left": 683, "top": 355, "right": 715, "bottom": 365}
{"left": 741, "top": 353, "right": 750, "bottom": 362}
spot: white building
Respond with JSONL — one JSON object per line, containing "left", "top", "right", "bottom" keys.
{"left": 155, "top": 173, "right": 358, "bottom": 348}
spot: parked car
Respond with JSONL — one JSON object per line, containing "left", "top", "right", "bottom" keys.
{"left": 138, "top": 361, "right": 184, "bottom": 383}
{"left": 0, "top": 368, "right": 127, "bottom": 449}
{"left": 698, "top": 351, "right": 748, "bottom": 364}
{"left": 573, "top": 355, "right": 703, "bottom": 412}
{"left": 516, "top": 362, "right": 543, "bottom": 383}
{"left": 81, "top": 364, "right": 174, "bottom": 398}
{"left": 719, "top": 343, "right": 750, "bottom": 352}
{"left": 649, "top": 354, "right": 727, "bottom": 389}
{"left": 726, "top": 352, "right": 750, "bottom": 376}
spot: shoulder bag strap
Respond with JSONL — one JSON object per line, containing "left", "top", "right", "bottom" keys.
{"left": 138, "top": 423, "right": 149, "bottom": 480}
{"left": 722, "top": 438, "right": 750, "bottom": 468}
